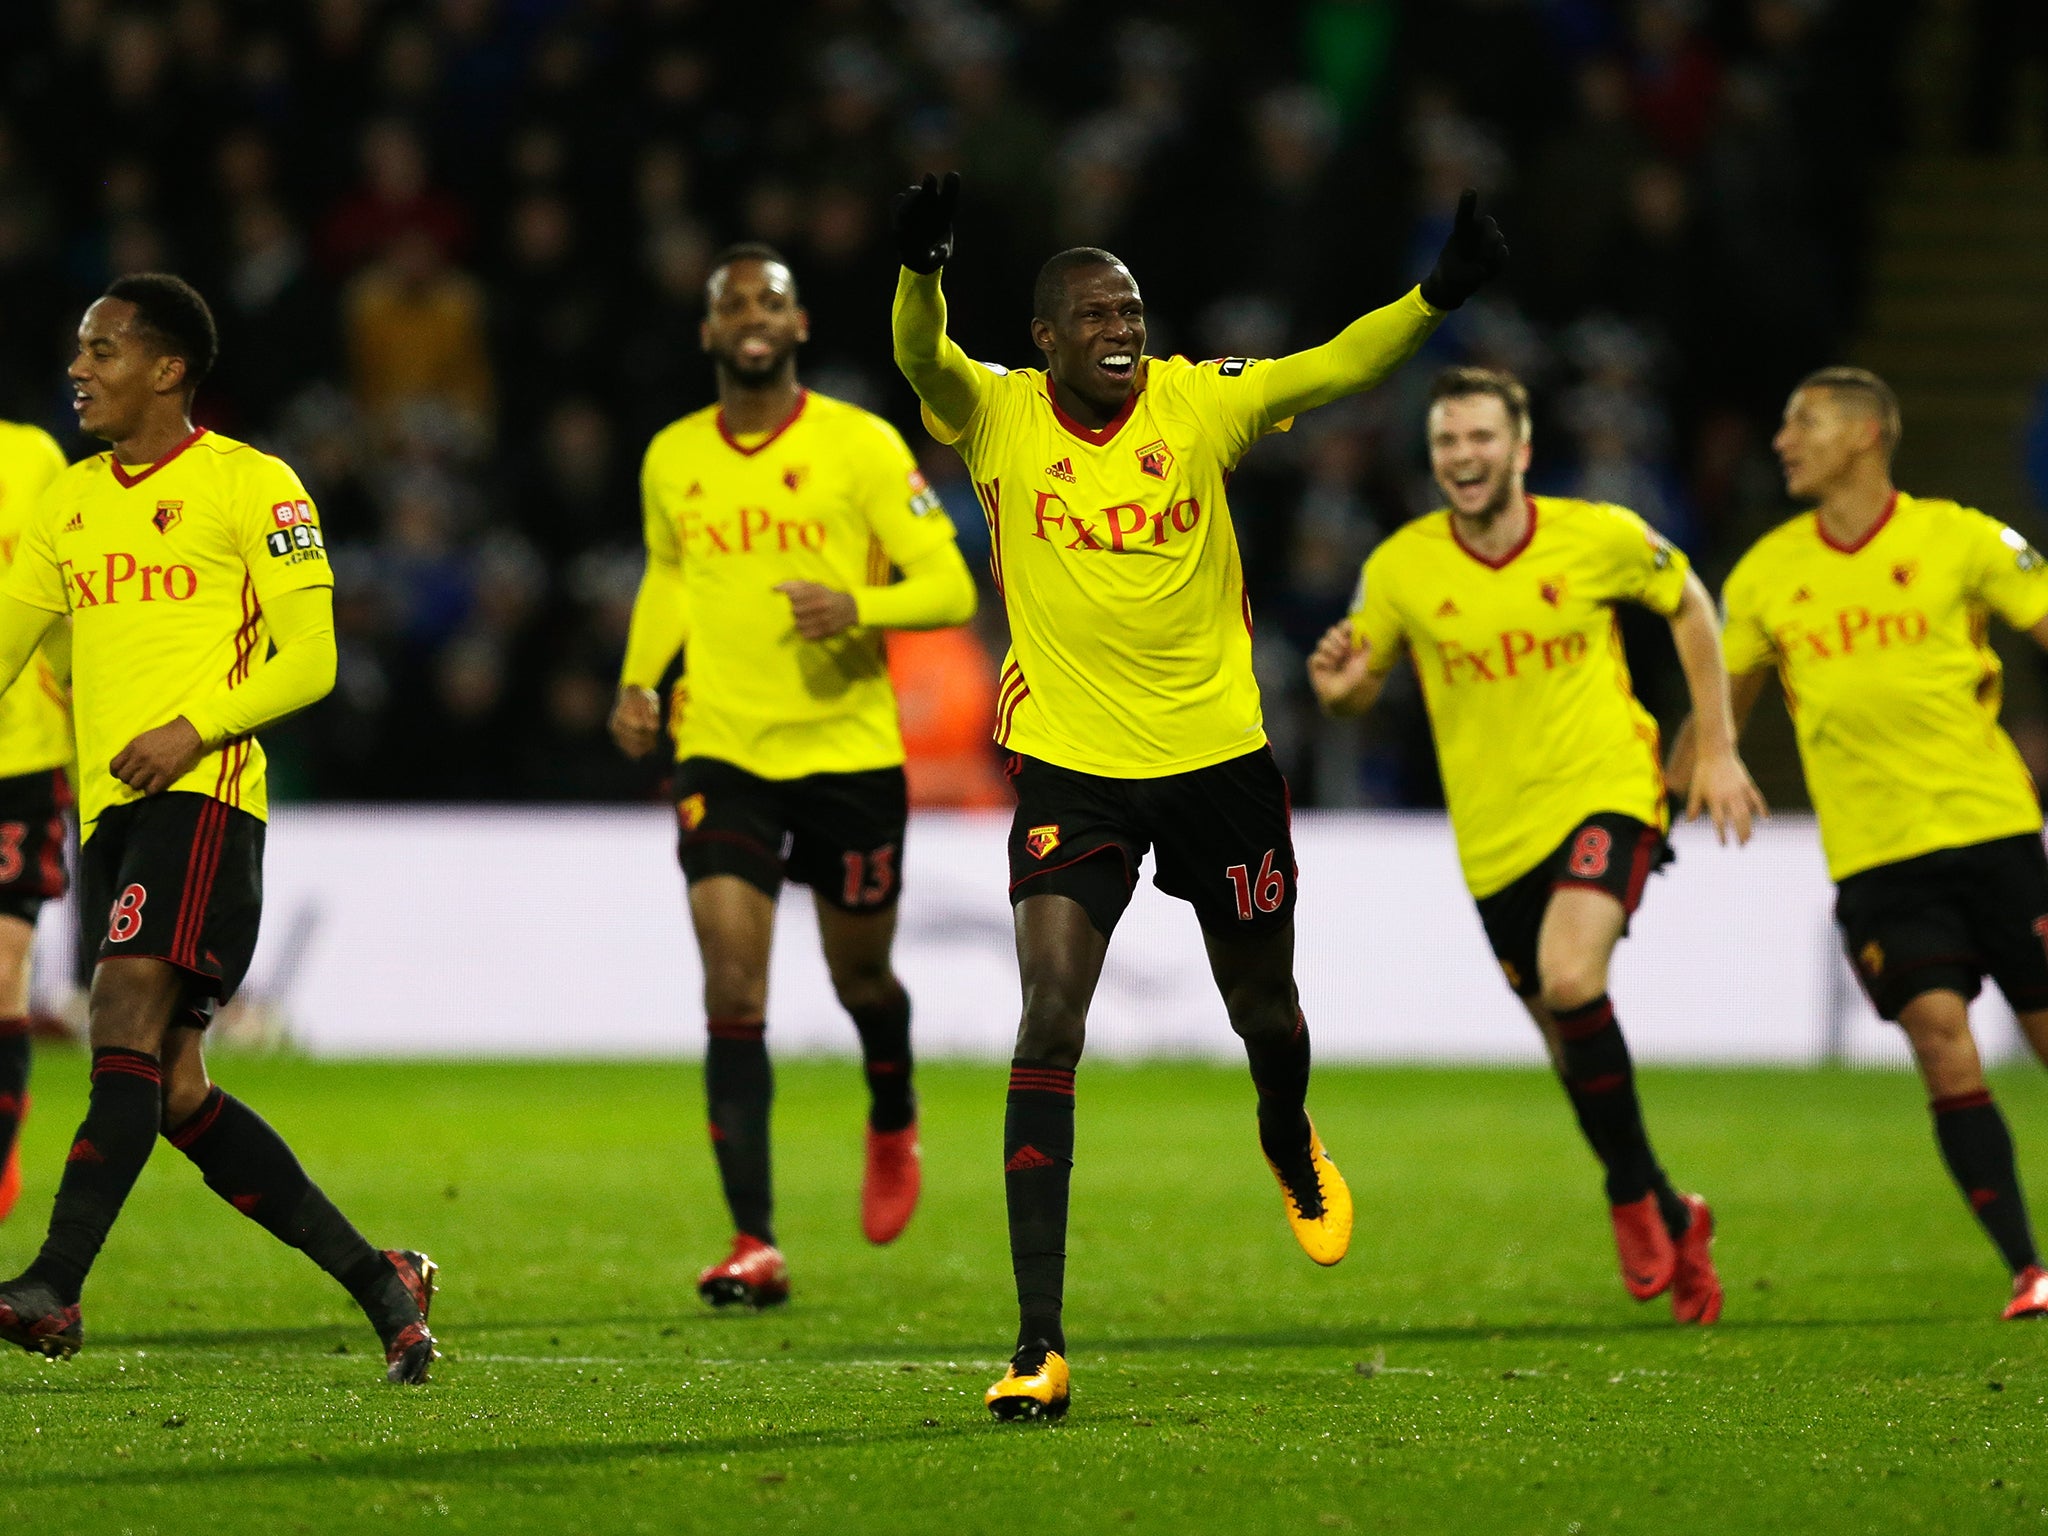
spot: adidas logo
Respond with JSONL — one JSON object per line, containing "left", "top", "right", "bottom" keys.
{"left": 64, "top": 512, "right": 83, "bottom": 532}
{"left": 1045, "top": 458, "right": 1075, "bottom": 483}
{"left": 231, "top": 1193, "right": 263, "bottom": 1214}
{"left": 685, "top": 482, "right": 704, "bottom": 498}
{"left": 1435, "top": 599, "right": 1459, "bottom": 618}
{"left": 1004, "top": 1145, "right": 1055, "bottom": 1172}
{"left": 66, "top": 1137, "right": 105, "bottom": 1165}
{"left": 1791, "top": 587, "right": 1812, "bottom": 603}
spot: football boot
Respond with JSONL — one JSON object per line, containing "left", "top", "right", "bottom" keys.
{"left": 986, "top": 1338, "right": 1070, "bottom": 1422}
{"left": 1669, "top": 1194, "right": 1723, "bottom": 1325}
{"left": 2002, "top": 1264, "right": 2048, "bottom": 1320}
{"left": 1610, "top": 1192, "right": 1677, "bottom": 1300}
{"left": 1264, "top": 1116, "right": 1353, "bottom": 1266}
{"left": 862, "top": 1122, "right": 921, "bottom": 1245}
{"left": 0, "top": 1276, "right": 79, "bottom": 1359}
{"left": 697, "top": 1234, "right": 790, "bottom": 1309}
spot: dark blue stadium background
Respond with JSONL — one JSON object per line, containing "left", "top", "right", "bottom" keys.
{"left": 0, "top": 1, "right": 1970, "bottom": 808}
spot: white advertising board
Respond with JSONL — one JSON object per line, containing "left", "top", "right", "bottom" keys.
{"left": 31, "top": 809, "right": 2024, "bottom": 1066}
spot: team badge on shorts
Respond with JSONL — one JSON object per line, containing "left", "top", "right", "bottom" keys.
{"left": 1025, "top": 824, "right": 1062, "bottom": 860}
{"left": 1859, "top": 940, "right": 1885, "bottom": 978}
{"left": 679, "top": 793, "right": 707, "bottom": 832}
{"left": 1135, "top": 440, "right": 1173, "bottom": 480}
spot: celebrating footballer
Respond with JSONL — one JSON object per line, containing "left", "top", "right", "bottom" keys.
{"left": 891, "top": 173, "right": 1507, "bottom": 1419}
{"left": 1310, "top": 366, "right": 1765, "bottom": 1324}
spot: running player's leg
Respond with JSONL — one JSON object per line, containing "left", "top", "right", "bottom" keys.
{"left": 689, "top": 875, "right": 778, "bottom": 1249}
{"left": 0, "top": 913, "right": 34, "bottom": 1221}
{"left": 1, "top": 954, "right": 179, "bottom": 1356}
{"left": 788, "top": 768, "right": 915, "bottom": 1138}
{"left": 815, "top": 897, "right": 921, "bottom": 1243}
{"left": 1896, "top": 989, "right": 2041, "bottom": 1280}
{"left": 1532, "top": 886, "right": 1689, "bottom": 1245}
{"left": 157, "top": 1018, "right": 434, "bottom": 1378}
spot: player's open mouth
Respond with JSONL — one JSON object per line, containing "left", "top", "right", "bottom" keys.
{"left": 736, "top": 337, "right": 774, "bottom": 364}
{"left": 1097, "top": 354, "right": 1134, "bottom": 381}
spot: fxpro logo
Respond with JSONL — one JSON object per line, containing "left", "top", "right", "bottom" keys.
{"left": 680, "top": 508, "right": 825, "bottom": 556}
{"left": 64, "top": 552, "right": 197, "bottom": 607}
{"left": 1772, "top": 606, "right": 1929, "bottom": 661}
{"left": 1028, "top": 490, "right": 1203, "bottom": 552}
{"left": 1432, "top": 628, "right": 1592, "bottom": 685}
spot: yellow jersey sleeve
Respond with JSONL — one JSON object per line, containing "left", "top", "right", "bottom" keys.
{"left": 1349, "top": 544, "right": 1407, "bottom": 674}
{"left": 239, "top": 456, "right": 332, "bottom": 608}
{"left": 1718, "top": 553, "right": 1776, "bottom": 676}
{"left": 1964, "top": 509, "right": 2048, "bottom": 630}
{"left": 4, "top": 483, "right": 70, "bottom": 615}
{"left": 1165, "top": 358, "right": 1293, "bottom": 471}
{"left": 855, "top": 417, "right": 960, "bottom": 568}
{"left": 1591, "top": 503, "right": 1689, "bottom": 616}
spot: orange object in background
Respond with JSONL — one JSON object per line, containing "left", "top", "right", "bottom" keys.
{"left": 888, "top": 626, "right": 1009, "bottom": 808}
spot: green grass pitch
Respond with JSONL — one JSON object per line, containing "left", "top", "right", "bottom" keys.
{"left": 4, "top": 1051, "right": 2047, "bottom": 1534}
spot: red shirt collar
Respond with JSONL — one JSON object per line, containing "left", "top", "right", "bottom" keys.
{"left": 108, "top": 426, "right": 206, "bottom": 488}
{"left": 716, "top": 390, "right": 809, "bottom": 456}
{"left": 1044, "top": 375, "right": 1139, "bottom": 446}
{"left": 1816, "top": 490, "right": 1899, "bottom": 554}
{"left": 1449, "top": 495, "right": 1539, "bottom": 569}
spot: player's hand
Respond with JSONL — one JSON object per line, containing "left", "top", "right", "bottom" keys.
{"left": 776, "top": 581, "right": 860, "bottom": 640}
{"left": 1306, "top": 621, "right": 1374, "bottom": 713}
{"left": 609, "top": 685, "right": 663, "bottom": 760}
{"left": 1685, "top": 747, "right": 1767, "bottom": 847}
{"left": 1420, "top": 189, "right": 1509, "bottom": 310}
{"left": 890, "top": 171, "right": 960, "bottom": 274}
{"left": 110, "top": 716, "right": 206, "bottom": 795}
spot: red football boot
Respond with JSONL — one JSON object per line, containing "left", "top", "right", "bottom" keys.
{"left": 697, "top": 1234, "right": 789, "bottom": 1309}
{"left": 0, "top": 1092, "right": 25, "bottom": 1222}
{"left": 1610, "top": 1192, "right": 1677, "bottom": 1300}
{"left": 862, "top": 1122, "right": 921, "bottom": 1245}
{"left": 0, "top": 1276, "right": 80, "bottom": 1359}
{"left": 1669, "top": 1193, "right": 1723, "bottom": 1324}
{"left": 2003, "top": 1265, "right": 2048, "bottom": 1320}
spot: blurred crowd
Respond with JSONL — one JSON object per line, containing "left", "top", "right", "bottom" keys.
{"left": 0, "top": 0, "right": 1920, "bottom": 808}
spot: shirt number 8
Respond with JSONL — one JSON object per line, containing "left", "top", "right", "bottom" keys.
{"left": 108, "top": 884, "right": 147, "bottom": 943}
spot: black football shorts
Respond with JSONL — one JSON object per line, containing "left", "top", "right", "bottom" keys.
{"left": 0, "top": 767, "right": 70, "bottom": 925}
{"left": 1475, "top": 812, "right": 1671, "bottom": 998}
{"left": 1834, "top": 833, "right": 2048, "bottom": 1021}
{"left": 1004, "top": 746, "right": 1299, "bottom": 941}
{"left": 673, "top": 756, "right": 908, "bottom": 911}
{"left": 79, "top": 791, "right": 264, "bottom": 1028}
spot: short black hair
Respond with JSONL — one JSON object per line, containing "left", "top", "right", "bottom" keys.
{"left": 1427, "top": 365, "right": 1531, "bottom": 440}
{"left": 1032, "top": 247, "right": 1126, "bottom": 324}
{"left": 1794, "top": 365, "right": 1902, "bottom": 457}
{"left": 707, "top": 242, "right": 798, "bottom": 299}
{"left": 102, "top": 273, "right": 218, "bottom": 391}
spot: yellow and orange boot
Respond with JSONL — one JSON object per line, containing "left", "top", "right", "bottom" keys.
{"left": 986, "top": 1338, "right": 1070, "bottom": 1422}
{"left": 1265, "top": 1116, "right": 1353, "bottom": 1266}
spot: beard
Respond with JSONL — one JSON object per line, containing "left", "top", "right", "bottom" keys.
{"left": 713, "top": 339, "right": 796, "bottom": 386}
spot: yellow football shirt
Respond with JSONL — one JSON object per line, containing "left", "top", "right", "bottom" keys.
{"left": 0, "top": 421, "right": 73, "bottom": 780}
{"left": 3, "top": 428, "right": 333, "bottom": 839}
{"left": 926, "top": 357, "right": 1289, "bottom": 776}
{"left": 1721, "top": 491, "right": 2048, "bottom": 880}
{"left": 1352, "top": 497, "right": 1688, "bottom": 898}
{"left": 640, "top": 389, "right": 962, "bottom": 779}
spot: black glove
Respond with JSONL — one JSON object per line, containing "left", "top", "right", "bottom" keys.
{"left": 890, "top": 171, "right": 960, "bottom": 274}
{"left": 1420, "top": 189, "right": 1508, "bottom": 310}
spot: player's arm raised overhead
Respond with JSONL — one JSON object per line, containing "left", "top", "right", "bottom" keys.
{"left": 888, "top": 172, "right": 991, "bottom": 441}
{"left": 1260, "top": 191, "right": 1508, "bottom": 423}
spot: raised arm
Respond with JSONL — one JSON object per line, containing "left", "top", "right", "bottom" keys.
{"left": 1260, "top": 190, "right": 1508, "bottom": 423}
{"left": 1663, "top": 570, "right": 1766, "bottom": 843}
{"left": 888, "top": 172, "right": 990, "bottom": 441}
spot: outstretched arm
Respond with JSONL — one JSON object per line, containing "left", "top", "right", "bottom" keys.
{"left": 891, "top": 268, "right": 988, "bottom": 441}
{"left": 889, "top": 172, "right": 989, "bottom": 440}
{"left": 1663, "top": 571, "right": 1766, "bottom": 844}
{"left": 1261, "top": 190, "right": 1508, "bottom": 423}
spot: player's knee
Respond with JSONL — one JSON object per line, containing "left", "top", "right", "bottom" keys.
{"left": 1016, "top": 985, "right": 1087, "bottom": 1066}
{"left": 86, "top": 959, "right": 184, "bottom": 1053}
{"left": 1222, "top": 986, "right": 1297, "bottom": 1046}
{"left": 700, "top": 963, "right": 767, "bottom": 1022}
{"left": 1538, "top": 958, "right": 1607, "bottom": 1016}
{"left": 829, "top": 964, "right": 900, "bottom": 1017}
{"left": 161, "top": 1066, "right": 213, "bottom": 1129}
